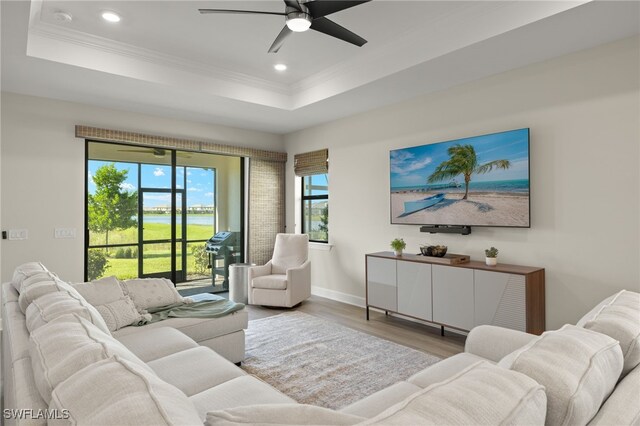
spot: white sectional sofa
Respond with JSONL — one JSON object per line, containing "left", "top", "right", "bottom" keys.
{"left": 3, "top": 262, "right": 639, "bottom": 425}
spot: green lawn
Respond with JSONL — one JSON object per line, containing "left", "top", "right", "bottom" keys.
{"left": 89, "top": 216, "right": 215, "bottom": 280}
{"left": 89, "top": 215, "right": 214, "bottom": 246}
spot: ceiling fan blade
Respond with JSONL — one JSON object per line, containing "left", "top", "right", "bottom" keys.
{"left": 310, "top": 17, "right": 367, "bottom": 47}
{"left": 268, "top": 25, "right": 293, "bottom": 53}
{"left": 305, "top": 0, "right": 371, "bottom": 18}
{"left": 199, "top": 9, "right": 285, "bottom": 16}
{"left": 283, "top": 0, "right": 302, "bottom": 12}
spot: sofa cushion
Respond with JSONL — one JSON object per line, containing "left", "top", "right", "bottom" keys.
{"left": 271, "top": 233, "right": 309, "bottom": 275}
{"left": 361, "top": 361, "right": 546, "bottom": 425}
{"left": 115, "top": 326, "right": 199, "bottom": 362}
{"left": 148, "top": 347, "right": 245, "bottom": 396}
{"left": 340, "top": 382, "right": 422, "bottom": 418}
{"left": 407, "top": 352, "right": 487, "bottom": 389}
{"left": 577, "top": 291, "right": 622, "bottom": 327}
{"left": 588, "top": 365, "right": 640, "bottom": 426}
{"left": 579, "top": 290, "right": 640, "bottom": 377}
{"left": 18, "top": 276, "right": 83, "bottom": 314}
{"left": 12, "top": 357, "right": 49, "bottom": 425}
{"left": 190, "top": 376, "right": 296, "bottom": 420}
{"left": 4, "top": 300, "right": 33, "bottom": 362}
{"left": 112, "top": 309, "right": 249, "bottom": 343}
{"left": 205, "top": 404, "right": 364, "bottom": 426}
{"left": 29, "top": 314, "right": 152, "bottom": 403}
{"left": 499, "top": 324, "right": 623, "bottom": 426}
{"left": 121, "top": 277, "right": 184, "bottom": 310}
{"left": 49, "top": 355, "right": 202, "bottom": 426}
{"left": 11, "top": 261, "right": 48, "bottom": 293}
{"left": 251, "top": 274, "right": 288, "bottom": 290}
{"left": 25, "top": 290, "right": 110, "bottom": 334}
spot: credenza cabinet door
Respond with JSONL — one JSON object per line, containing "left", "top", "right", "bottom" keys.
{"left": 474, "top": 270, "right": 526, "bottom": 331}
{"left": 366, "top": 257, "right": 397, "bottom": 311}
{"left": 432, "top": 265, "right": 474, "bottom": 330}
{"left": 397, "top": 262, "right": 432, "bottom": 321}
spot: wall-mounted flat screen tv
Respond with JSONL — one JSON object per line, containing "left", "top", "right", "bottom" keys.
{"left": 390, "top": 128, "right": 530, "bottom": 227}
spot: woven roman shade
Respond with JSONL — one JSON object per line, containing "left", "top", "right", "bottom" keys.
{"left": 294, "top": 149, "right": 328, "bottom": 176}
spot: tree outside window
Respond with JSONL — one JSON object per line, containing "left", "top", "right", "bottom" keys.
{"left": 302, "top": 174, "right": 328, "bottom": 243}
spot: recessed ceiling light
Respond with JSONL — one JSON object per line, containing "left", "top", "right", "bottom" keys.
{"left": 101, "top": 11, "right": 121, "bottom": 23}
{"left": 274, "top": 64, "right": 287, "bottom": 71}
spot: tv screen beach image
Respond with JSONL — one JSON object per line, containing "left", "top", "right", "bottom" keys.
{"left": 390, "top": 128, "right": 530, "bottom": 227}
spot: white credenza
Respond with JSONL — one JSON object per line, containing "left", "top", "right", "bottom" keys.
{"left": 365, "top": 252, "right": 545, "bottom": 335}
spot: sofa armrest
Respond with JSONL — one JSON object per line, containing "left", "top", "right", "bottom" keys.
{"left": 248, "top": 261, "right": 272, "bottom": 282}
{"left": 465, "top": 325, "right": 539, "bottom": 363}
{"left": 286, "top": 260, "right": 311, "bottom": 286}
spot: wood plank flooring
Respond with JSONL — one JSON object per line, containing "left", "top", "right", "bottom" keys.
{"left": 245, "top": 295, "right": 466, "bottom": 359}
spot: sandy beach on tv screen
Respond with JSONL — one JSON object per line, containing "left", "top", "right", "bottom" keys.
{"left": 391, "top": 192, "right": 529, "bottom": 227}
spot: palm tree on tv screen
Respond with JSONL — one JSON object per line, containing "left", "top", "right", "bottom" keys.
{"left": 427, "top": 144, "right": 510, "bottom": 200}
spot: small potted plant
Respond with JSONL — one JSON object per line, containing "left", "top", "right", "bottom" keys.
{"left": 390, "top": 238, "right": 406, "bottom": 256}
{"left": 485, "top": 246, "right": 499, "bottom": 266}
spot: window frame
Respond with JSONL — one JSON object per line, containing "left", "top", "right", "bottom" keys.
{"left": 301, "top": 174, "right": 329, "bottom": 243}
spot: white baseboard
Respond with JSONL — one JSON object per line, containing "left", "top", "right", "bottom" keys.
{"left": 311, "top": 286, "right": 365, "bottom": 308}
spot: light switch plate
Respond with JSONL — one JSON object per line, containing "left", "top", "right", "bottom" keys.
{"left": 8, "top": 229, "right": 28, "bottom": 240}
{"left": 55, "top": 228, "right": 76, "bottom": 239}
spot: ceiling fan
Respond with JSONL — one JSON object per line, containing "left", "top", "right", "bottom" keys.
{"left": 199, "top": 0, "right": 371, "bottom": 53}
{"left": 117, "top": 148, "right": 191, "bottom": 159}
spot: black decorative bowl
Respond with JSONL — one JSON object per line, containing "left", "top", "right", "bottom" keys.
{"left": 420, "top": 245, "right": 448, "bottom": 257}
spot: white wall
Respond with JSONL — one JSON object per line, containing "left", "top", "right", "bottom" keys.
{"left": 0, "top": 93, "right": 283, "bottom": 283}
{"left": 285, "top": 36, "right": 640, "bottom": 330}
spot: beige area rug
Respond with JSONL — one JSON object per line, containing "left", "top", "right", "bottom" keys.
{"left": 241, "top": 311, "right": 441, "bottom": 409}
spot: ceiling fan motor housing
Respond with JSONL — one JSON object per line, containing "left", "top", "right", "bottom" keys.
{"left": 285, "top": 5, "right": 311, "bottom": 32}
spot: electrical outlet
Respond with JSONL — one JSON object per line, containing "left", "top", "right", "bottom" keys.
{"left": 55, "top": 228, "right": 76, "bottom": 239}
{"left": 8, "top": 229, "right": 28, "bottom": 240}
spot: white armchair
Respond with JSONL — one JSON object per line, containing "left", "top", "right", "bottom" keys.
{"left": 247, "top": 233, "right": 311, "bottom": 307}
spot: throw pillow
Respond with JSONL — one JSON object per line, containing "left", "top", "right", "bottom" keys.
{"left": 205, "top": 404, "right": 364, "bottom": 425}
{"left": 96, "top": 298, "right": 150, "bottom": 331}
{"left": 121, "top": 278, "right": 183, "bottom": 311}
{"left": 72, "top": 276, "right": 126, "bottom": 305}
{"left": 25, "top": 291, "right": 110, "bottom": 334}
{"left": 72, "top": 276, "right": 145, "bottom": 331}
{"left": 11, "top": 261, "right": 48, "bottom": 293}
{"left": 499, "top": 324, "right": 623, "bottom": 426}
{"left": 29, "top": 314, "right": 153, "bottom": 404}
{"left": 362, "top": 361, "right": 546, "bottom": 425}
{"left": 49, "top": 355, "right": 202, "bottom": 425}
{"left": 580, "top": 290, "right": 640, "bottom": 377}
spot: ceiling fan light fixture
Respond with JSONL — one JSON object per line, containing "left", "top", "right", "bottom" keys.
{"left": 274, "top": 63, "right": 287, "bottom": 71}
{"left": 286, "top": 12, "right": 311, "bottom": 32}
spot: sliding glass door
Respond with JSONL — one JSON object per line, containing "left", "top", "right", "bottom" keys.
{"left": 86, "top": 141, "right": 243, "bottom": 293}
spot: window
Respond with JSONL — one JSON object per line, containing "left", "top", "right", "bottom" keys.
{"left": 86, "top": 141, "right": 244, "bottom": 294}
{"left": 301, "top": 174, "right": 328, "bottom": 243}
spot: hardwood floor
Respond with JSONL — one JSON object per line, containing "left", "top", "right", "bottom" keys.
{"left": 245, "top": 295, "right": 466, "bottom": 359}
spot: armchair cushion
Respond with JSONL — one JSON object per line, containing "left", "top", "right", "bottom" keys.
{"left": 271, "top": 234, "right": 309, "bottom": 275}
{"left": 252, "top": 275, "right": 287, "bottom": 290}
